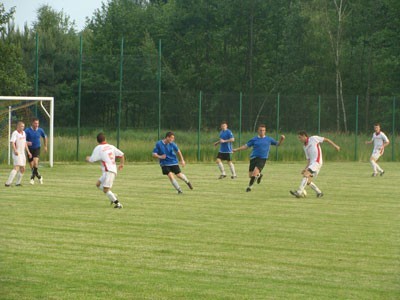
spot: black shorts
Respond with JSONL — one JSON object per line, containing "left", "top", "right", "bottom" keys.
{"left": 28, "top": 147, "right": 40, "bottom": 162}
{"left": 161, "top": 165, "right": 181, "bottom": 175}
{"left": 217, "top": 152, "right": 233, "bottom": 161}
{"left": 249, "top": 158, "right": 267, "bottom": 172}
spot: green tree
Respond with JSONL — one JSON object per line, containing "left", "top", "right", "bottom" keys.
{"left": 0, "top": 3, "right": 29, "bottom": 95}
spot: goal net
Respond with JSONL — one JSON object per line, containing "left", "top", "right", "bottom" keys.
{"left": 0, "top": 96, "right": 54, "bottom": 167}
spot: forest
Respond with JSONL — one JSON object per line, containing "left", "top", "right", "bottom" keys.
{"left": 0, "top": 0, "right": 399, "bottom": 132}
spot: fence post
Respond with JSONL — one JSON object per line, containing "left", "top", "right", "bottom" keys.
{"left": 117, "top": 37, "right": 124, "bottom": 148}
{"left": 76, "top": 35, "right": 83, "bottom": 161}
{"left": 275, "top": 93, "right": 280, "bottom": 160}
{"left": 239, "top": 92, "right": 242, "bottom": 160}
{"left": 158, "top": 39, "right": 162, "bottom": 140}
{"left": 354, "top": 96, "right": 359, "bottom": 161}
{"left": 197, "top": 91, "right": 202, "bottom": 161}
{"left": 392, "top": 97, "right": 396, "bottom": 161}
{"left": 318, "top": 95, "right": 321, "bottom": 135}
{"left": 35, "top": 32, "right": 39, "bottom": 116}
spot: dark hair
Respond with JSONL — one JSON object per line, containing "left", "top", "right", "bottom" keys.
{"left": 374, "top": 123, "right": 381, "bottom": 127}
{"left": 258, "top": 124, "right": 266, "bottom": 129}
{"left": 297, "top": 130, "right": 308, "bottom": 137}
{"left": 221, "top": 121, "right": 228, "bottom": 125}
{"left": 165, "top": 131, "right": 175, "bottom": 138}
{"left": 31, "top": 117, "right": 39, "bottom": 123}
{"left": 97, "top": 132, "right": 106, "bottom": 143}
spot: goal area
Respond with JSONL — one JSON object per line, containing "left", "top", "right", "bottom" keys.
{"left": 0, "top": 96, "right": 54, "bottom": 167}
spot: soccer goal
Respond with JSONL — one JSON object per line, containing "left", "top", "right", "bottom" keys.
{"left": 0, "top": 96, "right": 54, "bottom": 167}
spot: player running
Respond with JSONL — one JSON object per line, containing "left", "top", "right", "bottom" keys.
{"left": 152, "top": 131, "right": 193, "bottom": 194}
{"left": 214, "top": 121, "right": 237, "bottom": 179}
{"left": 290, "top": 131, "right": 340, "bottom": 198}
{"left": 25, "top": 118, "right": 47, "bottom": 185}
{"left": 233, "top": 124, "right": 285, "bottom": 192}
{"left": 365, "top": 123, "right": 390, "bottom": 177}
{"left": 5, "top": 121, "right": 32, "bottom": 187}
{"left": 86, "top": 133, "right": 124, "bottom": 208}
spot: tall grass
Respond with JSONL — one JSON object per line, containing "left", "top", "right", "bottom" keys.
{"left": 52, "top": 129, "right": 399, "bottom": 163}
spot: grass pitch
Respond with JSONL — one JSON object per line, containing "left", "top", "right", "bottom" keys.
{"left": 0, "top": 162, "right": 399, "bottom": 299}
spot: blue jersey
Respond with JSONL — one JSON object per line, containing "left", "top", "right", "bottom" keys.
{"left": 246, "top": 136, "right": 278, "bottom": 159}
{"left": 219, "top": 129, "right": 234, "bottom": 153}
{"left": 153, "top": 140, "right": 179, "bottom": 166}
{"left": 25, "top": 127, "right": 46, "bottom": 150}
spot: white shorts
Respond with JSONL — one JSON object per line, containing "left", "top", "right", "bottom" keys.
{"left": 371, "top": 148, "right": 384, "bottom": 161}
{"left": 308, "top": 162, "right": 322, "bottom": 177}
{"left": 99, "top": 171, "right": 116, "bottom": 188}
{"left": 12, "top": 153, "right": 26, "bottom": 167}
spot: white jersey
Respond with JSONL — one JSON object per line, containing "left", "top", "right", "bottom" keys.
{"left": 88, "top": 143, "right": 124, "bottom": 174}
{"left": 303, "top": 136, "right": 325, "bottom": 165}
{"left": 370, "top": 131, "right": 389, "bottom": 152}
{"left": 10, "top": 130, "right": 27, "bottom": 154}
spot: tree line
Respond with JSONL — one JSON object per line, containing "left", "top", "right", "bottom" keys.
{"left": 0, "top": 0, "right": 399, "bottom": 132}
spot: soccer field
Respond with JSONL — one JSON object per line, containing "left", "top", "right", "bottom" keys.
{"left": 0, "top": 162, "right": 399, "bottom": 299}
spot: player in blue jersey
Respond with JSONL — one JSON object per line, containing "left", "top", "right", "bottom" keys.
{"left": 152, "top": 131, "right": 193, "bottom": 194}
{"left": 214, "top": 121, "right": 237, "bottom": 179}
{"left": 25, "top": 118, "right": 47, "bottom": 185}
{"left": 233, "top": 124, "right": 285, "bottom": 192}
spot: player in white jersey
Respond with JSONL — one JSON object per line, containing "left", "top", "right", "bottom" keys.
{"left": 86, "top": 133, "right": 125, "bottom": 208}
{"left": 365, "top": 123, "right": 390, "bottom": 176}
{"left": 290, "top": 131, "right": 340, "bottom": 198}
{"left": 5, "top": 121, "right": 32, "bottom": 187}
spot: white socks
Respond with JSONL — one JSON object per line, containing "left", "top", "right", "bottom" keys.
{"left": 171, "top": 178, "right": 181, "bottom": 191}
{"left": 6, "top": 169, "right": 17, "bottom": 185}
{"left": 370, "top": 160, "right": 382, "bottom": 173}
{"left": 309, "top": 182, "right": 321, "bottom": 194}
{"left": 106, "top": 190, "right": 117, "bottom": 202}
{"left": 15, "top": 171, "right": 23, "bottom": 185}
{"left": 217, "top": 162, "right": 225, "bottom": 175}
{"left": 179, "top": 174, "right": 189, "bottom": 183}
{"left": 228, "top": 162, "right": 236, "bottom": 177}
{"left": 297, "top": 177, "right": 308, "bottom": 193}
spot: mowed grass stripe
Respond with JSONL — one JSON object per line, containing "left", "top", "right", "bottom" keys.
{"left": 0, "top": 162, "right": 399, "bottom": 299}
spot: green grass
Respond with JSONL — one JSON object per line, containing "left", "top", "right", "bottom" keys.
{"left": 0, "top": 162, "right": 399, "bottom": 299}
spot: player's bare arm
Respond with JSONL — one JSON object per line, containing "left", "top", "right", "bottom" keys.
{"left": 233, "top": 145, "right": 248, "bottom": 152}
{"left": 152, "top": 153, "right": 166, "bottom": 159}
{"left": 25, "top": 144, "right": 32, "bottom": 158}
{"left": 277, "top": 135, "right": 285, "bottom": 146}
{"left": 324, "top": 138, "right": 340, "bottom": 151}
{"left": 177, "top": 150, "right": 186, "bottom": 167}
{"left": 118, "top": 155, "right": 125, "bottom": 171}
{"left": 44, "top": 137, "right": 48, "bottom": 153}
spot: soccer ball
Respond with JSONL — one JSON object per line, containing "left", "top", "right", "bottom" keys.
{"left": 301, "top": 189, "right": 307, "bottom": 198}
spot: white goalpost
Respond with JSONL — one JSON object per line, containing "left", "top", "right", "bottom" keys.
{"left": 0, "top": 96, "right": 54, "bottom": 167}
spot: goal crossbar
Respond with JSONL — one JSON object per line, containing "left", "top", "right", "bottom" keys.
{"left": 0, "top": 96, "right": 54, "bottom": 167}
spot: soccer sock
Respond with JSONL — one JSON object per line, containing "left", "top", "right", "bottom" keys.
{"left": 171, "top": 179, "right": 181, "bottom": 191}
{"left": 370, "top": 160, "right": 377, "bottom": 173}
{"left": 106, "top": 190, "right": 118, "bottom": 203}
{"left": 217, "top": 162, "right": 225, "bottom": 175}
{"left": 228, "top": 162, "right": 236, "bottom": 176}
{"left": 179, "top": 173, "right": 189, "bottom": 183}
{"left": 6, "top": 169, "right": 17, "bottom": 185}
{"left": 15, "top": 171, "right": 23, "bottom": 185}
{"left": 309, "top": 182, "right": 322, "bottom": 194}
{"left": 298, "top": 177, "right": 308, "bottom": 193}
{"left": 33, "top": 167, "right": 39, "bottom": 178}
{"left": 248, "top": 176, "right": 256, "bottom": 188}
{"left": 375, "top": 163, "right": 383, "bottom": 173}
{"left": 31, "top": 168, "right": 34, "bottom": 180}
